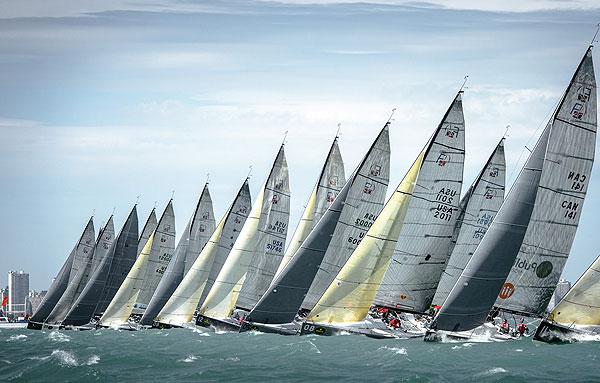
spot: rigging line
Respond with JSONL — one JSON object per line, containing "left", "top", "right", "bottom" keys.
{"left": 591, "top": 23, "right": 600, "bottom": 46}
{"left": 459, "top": 75, "right": 469, "bottom": 92}
{"left": 282, "top": 130, "right": 289, "bottom": 146}
{"left": 206, "top": 173, "right": 210, "bottom": 185}
{"left": 171, "top": 190, "right": 175, "bottom": 200}
{"left": 336, "top": 123, "right": 342, "bottom": 138}
{"left": 135, "top": 195, "right": 140, "bottom": 205}
{"left": 247, "top": 165, "right": 253, "bottom": 179}
{"left": 387, "top": 108, "right": 396, "bottom": 123}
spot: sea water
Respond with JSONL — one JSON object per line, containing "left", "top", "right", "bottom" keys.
{"left": 0, "top": 327, "right": 598, "bottom": 382}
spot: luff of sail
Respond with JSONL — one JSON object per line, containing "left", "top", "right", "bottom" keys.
{"left": 47, "top": 218, "right": 116, "bottom": 324}
{"left": 273, "top": 136, "right": 345, "bottom": 279}
{"left": 69, "top": 218, "right": 97, "bottom": 284}
{"left": 308, "top": 154, "right": 423, "bottom": 324}
{"left": 200, "top": 145, "right": 284, "bottom": 319}
{"left": 138, "top": 208, "right": 158, "bottom": 259}
{"left": 27, "top": 216, "right": 95, "bottom": 328}
{"left": 495, "top": 47, "right": 597, "bottom": 317}
{"left": 62, "top": 206, "right": 139, "bottom": 327}
{"left": 236, "top": 145, "right": 291, "bottom": 310}
{"left": 302, "top": 124, "right": 391, "bottom": 310}
{"left": 432, "top": 139, "right": 506, "bottom": 306}
{"left": 375, "top": 92, "right": 466, "bottom": 314}
{"left": 99, "top": 234, "right": 155, "bottom": 327}
{"left": 156, "top": 179, "right": 251, "bottom": 326}
{"left": 246, "top": 122, "right": 390, "bottom": 325}
{"left": 432, "top": 123, "right": 551, "bottom": 332}
{"left": 131, "top": 200, "right": 176, "bottom": 314}
{"left": 140, "top": 186, "right": 216, "bottom": 325}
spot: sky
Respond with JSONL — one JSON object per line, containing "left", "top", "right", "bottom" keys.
{"left": 1, "top": 0, "right": 600, "bottom": 290}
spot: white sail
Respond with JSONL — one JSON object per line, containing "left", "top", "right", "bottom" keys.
{"left": 274, "top": 137, "right": 345, "bottom": 279}
{"left": 68, "top": 218, "right": 96, "bottom": 284}
{"left": 375, "top": 92, "right": 466, "bottom": 313}
{"left": 90, "top": 217, "right": 116, "bottom": 275}
{"left": 495, "top": 47, "right": 597, "bottom": 316}
{"left": 156, "top": 180, "right": 251, "bottom": 326}
{"left": 308, "top": 153, "right": 423, "bottom": 324}
{"left": 138, "top": 208, "right": 158, "bottom": 258}
{"left": 132, "top": 200, "right": 176, "bottom": 313}
{"left": 99, "top": 234, "right": 154, "bottom": 327}
{"left": 432, "top": 139, "right": 506, "bottom": 306}
{"left": 201, "top": 145, "right": 287, "bottom": 319}
{"left": 302, "top": 124, "right": 391, "bottom": 310}
{"left": 184, "top": 187, "right": 216, "bottom": 276}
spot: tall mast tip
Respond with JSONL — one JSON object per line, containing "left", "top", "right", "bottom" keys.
{"left": 247, "top": 165, "right": 253, "bottom": 179}
{"left": 171, "top": 190, "right": 175, "bottom": 200}
{"left": 336, "top": 123, "right": 342, "bottom": 138}
{"left": 387, "top": 108, "right": 396, "bottom": 124}
{"left": 502, "top": 125, "right": 510, "bottom": 140}
{"left": 282, "top": 131, "right": 289, "bottom": 146}
{"left": 206, "top": 173, "right": 210, "bottom": 185}
{"left": 459, "top": 75, "right": 469, "bottom": 93}
{"left": 591, "top": 23, "right": 600, "bottom": 47}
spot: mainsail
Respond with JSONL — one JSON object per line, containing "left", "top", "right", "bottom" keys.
{"left": 27, "top": 216, "right": 95, "bottom": 328}
{"left": 68, "top": 218, "right": 96, "bottom": 284}
{"left": 307, "top": 154, "right": 423, "bottom": 325}
{"left": 90, "top": 217, "right": 116, "bottom": 275}
{"left": 138, "top": 208, "right": 158, "bottom": 259}
{"left": 232, "top": 146, "right": 291, "bottom": 311}
{"left": 156, "top": 179, "right": 252, "bottom": 326}
{"left": 200, "top": 144, "right": 289, "bottom": 319}
{"left": 495, "top": 47, "right": 597, "bottom": 317}
{"left": 375, "top": 92, "right": 466, "bottom": 313}
{"left": 62, "top": 206, "right": 139, "bottom": 326}
{"left": 273, "top": 136, "right": 345, "bottom": 279}
{"left": 47, "top": 218, "right": 116, "bottom": 324}
{"left": 246, "top": 123, "right": 390, "bottom": 325}
{"left": 140, "top": 186, "right": 216, "bottom": 325}
{"left": 432, "top": 139, "right": 506, "bottom": 306}
{"left": 302, "top": 124, "right": 391, "bottom": 310}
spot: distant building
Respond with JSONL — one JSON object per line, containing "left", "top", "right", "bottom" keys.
{"left": 28, "top": 290, "right": 45, "bottom": 315}
{"left": 8, "top": 271, "right": 29, "bottom": 316}
{"left": 549, "top": 279, "right": 572, "bottom": 310}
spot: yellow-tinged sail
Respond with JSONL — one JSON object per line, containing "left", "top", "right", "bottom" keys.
{"left": 274, "top": 186, "right": 317, "bottom": 279}
{"left": 99, "top": 234, "right": 155, "bottom": 327}
{"left": 547, "top": 255, "right": 600, "bottom": 326}
{"left": 200, "top": 189, "right": 265, "bottom": 319}
{"left": 309, "top": 154, "right": 423, "bottom": 324}
{"left": 156, "top": 219, "right": 226, "bottom": 325}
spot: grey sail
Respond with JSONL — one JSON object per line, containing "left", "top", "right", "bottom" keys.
{"left": 47, "top": 218, "right": 116, "bottom": 324}
{"left": 140, "top": 186, "right": 216, "bottom": 325}
{"left": 432, "top": 124, "right": 550, "bottom": 332}
{"left": 236, "top": 145, "right": 291, "bottom": 310}
{"left": 62, "top": 206, "right": 139, "bottom": 326}
{"left": 69, "top": 218, "right": 97, "bottom": 284}
{"left": 302, "top": 123, "right": 391, "bottom": 310}
{"left": 375, "top": 93, "right": 466, "bottom": 313}
{"left": 197, "top": 180, "right": 252, "bottom": 308}
{"left": 138, "top": 208, "right": 158, "bottom": 259}
{"left": 90, "top": 217, "right": 116, "bottom": 275}
{"left": 432, "top": 139, "right": 506, "bottom": 306}
{"left": 132, "top": 200, "right": 176, "bottom": 314}
{"left": 274, "top": 136, "right": 346, "bottom": 279}
{"left": 28, "top": 217, "right": 95, "bottom": 327}
{"left": 494, "top": 48, "right": 597, "bottom": 317}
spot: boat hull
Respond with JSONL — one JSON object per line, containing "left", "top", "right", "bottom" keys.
{"left": 195, "top": 315, "right": 240, "bottom": 332}
{"left": 298, "top": 321, "right": 409, "bottom": 339}
{"left": 424, "top": 322, "right": 516, "bottom": 342}
{"left": 532, "top": 320, "right": 597, "bottom": 343}
{"left": 239, "top": 320, "right": 299, "bottom": 335}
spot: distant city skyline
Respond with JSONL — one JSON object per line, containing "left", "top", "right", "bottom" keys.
{"left": 1, "top": 1, "right": 600, "bottom": 290}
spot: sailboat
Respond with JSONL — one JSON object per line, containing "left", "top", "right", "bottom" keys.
{"left": 299, "top": 92, "right": 465, "bottom": 338}
{"left": 98, "top": 200, "right": 176, "bottom": 328}
{"left": 140, "top": 186, "right": 216, "bottom": 326}
{"left": 60, "top": 205, "right": 139, "bottom": 328}
{"left": 240, "top": 122, "right": 390, "bottom": 335}
{"left": 137, "top": 208, "right": 158, "bottom": 261}
{"left": 197, "top": 143, "right": 290, "bottom": 331}
{"left": 273, "top": 134, "right": 345, "bottom": 280}
{"left": 27, "top": 216, "right": 96, "bottom": 330}
{"left": 45, "top": 217, "right": 115, "bottom": 325}
{"left": 426, "top": 46, "right": 596, "bottom": 342}
{"left": 373, "top": 91, "right": 466, "bottom": 315}
{"left": 432, "top": 138, "right": 506, "bottom": 306}
{"left": 534, "top": 253, "right": 600, "bottom": 342}
{"left": 154, "top": 178, "right": 252, "bottom": 328}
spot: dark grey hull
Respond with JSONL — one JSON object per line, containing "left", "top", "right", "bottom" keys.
{"left": 195, "top": 315, "right": 240, "bottom": 332}
{"left": 239, "top": 320, "right": 299, "bottom": 335}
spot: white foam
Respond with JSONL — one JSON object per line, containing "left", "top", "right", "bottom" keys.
{"left": 86, "top": 355, "right": 100, "bottom": 365}
{"left": 179, "top": 355, "right": 198, "bottom": 363}
{"left": 51, "top": 350, "right": 78, "bottom": 366}
{"left": 7, "top": 334, "right": 27, "bottom": 341}
{"left": 379, "top": 346, "right": 407, "bottom": 355}
{"left": 48, "top": 331, "right": 70, "bottom": 343}
{"left": 306, "top": 340, "right": 322, "bottom": 354}
{"left": 474, "top": 367, "right": 507, "bottom": 378}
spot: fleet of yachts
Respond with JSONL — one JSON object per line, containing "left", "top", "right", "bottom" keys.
{"left": 26, "top": 45, "right": 600, "bottom": 344}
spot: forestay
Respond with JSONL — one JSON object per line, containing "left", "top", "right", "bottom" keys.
{"left": 308, "top": 154, "right": 422, "bottom": 324}
{"left": 140, "top": 186, "right": 216, "bottom": 325}
{"left": 495, "top": 48, "right": 597, "bottom": 317}
{"left": 375, "top": 93, "right": 466, "bottom": 314}
{"left": 156, "top": 179, "right": 251, "bottom": 326}
{"left": 302, "top": 124, "right": 390, "bottom": 310}
{"left": 432, "top": 139, "right": 506, "bottom": 306}
{"left": 274, "top": 136, "right": 345, "bottom": 279}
